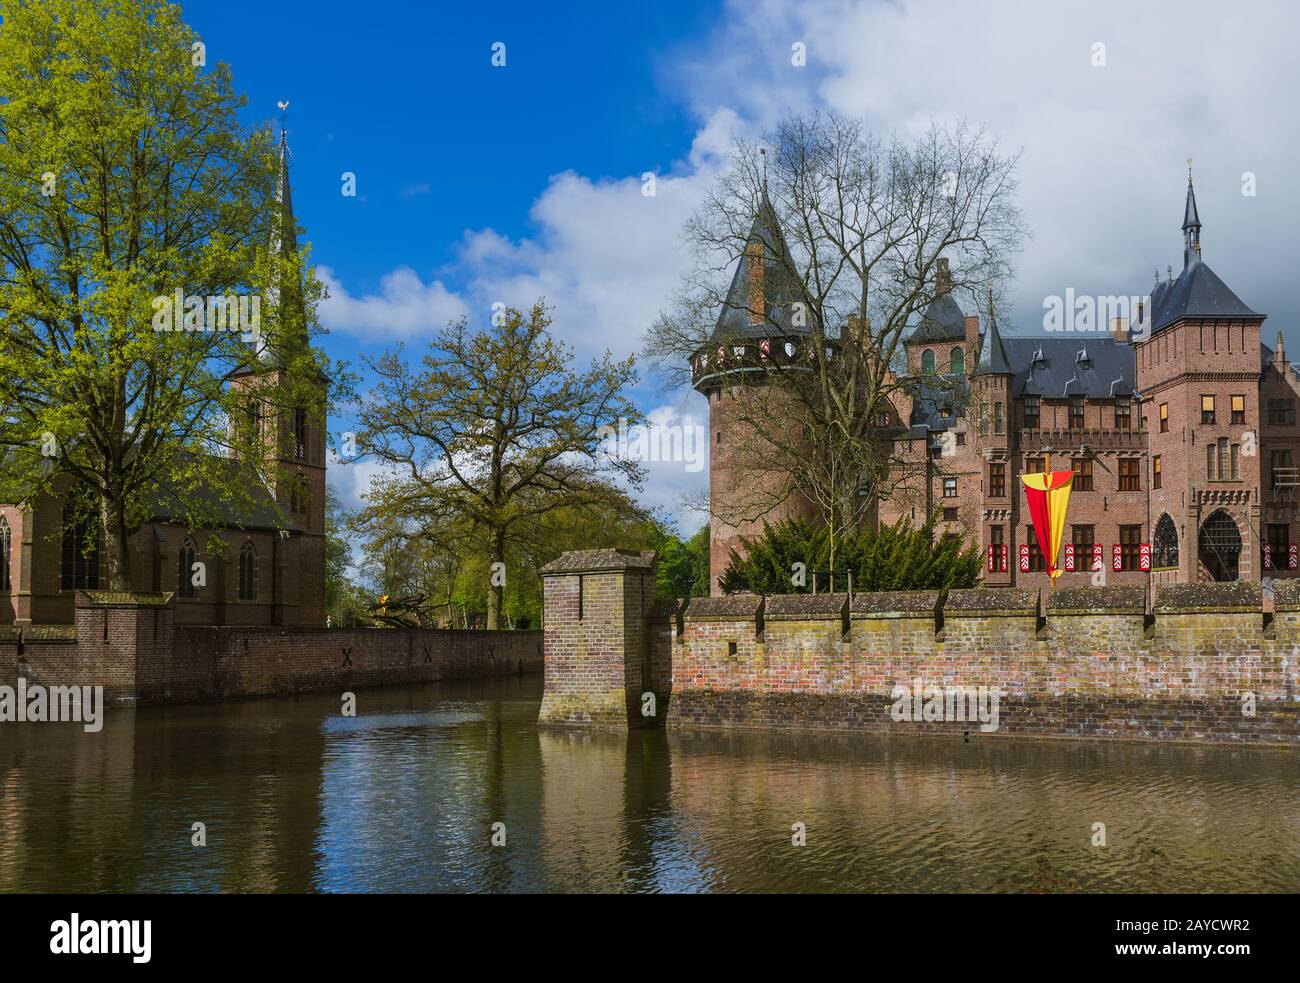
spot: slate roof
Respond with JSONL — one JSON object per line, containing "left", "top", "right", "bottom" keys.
{"left": 1148, "top": 257, "right": 1261, "bottom": 332}
{"left": 908, "top": 293, "right": 967, "bottom": 344}
{"left": 710, "top": 192, "right": 809, "bottom": 342}
{"left": 973, "top": 316, "right": 1014, "bottom": 376}
{"left": 1004, "top": 335, "right": 1135, "bottom": 399}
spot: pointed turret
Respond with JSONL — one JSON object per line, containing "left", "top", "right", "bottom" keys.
{"left": 973, "top": 307, "right": 1013, "bottom": 376}
{"left": 708, "top": 189, "right": 807, "bottom": 342}
{"left": 1182, "top": 163, "right": 1201, "bottom": 268}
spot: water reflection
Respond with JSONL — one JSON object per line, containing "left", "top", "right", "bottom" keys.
{"left": 0, "top": 676, "right": 1295, "bottom": 893}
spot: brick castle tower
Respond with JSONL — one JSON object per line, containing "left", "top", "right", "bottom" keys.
{"left": 690, "top": 189, "right": 819, "bottom": 594}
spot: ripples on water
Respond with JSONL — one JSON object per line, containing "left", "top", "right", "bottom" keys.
{"left": 0, "top": 676, "right": 1296, "bottom": 893}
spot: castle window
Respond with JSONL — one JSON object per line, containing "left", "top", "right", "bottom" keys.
{"left": 1267, "top": 524, "right": 1289, "bottom": 570}
{"left": 1068, "top": 397, "right": 1084, "bottom": 431}
{"left": 949, "top": 347, "right": 964, "bottom": 374}
{"left": 293, "top": 408, "right": 308, "bottom": 460}
{"left": 993, "top": 402, "right": 1004, "bottom": 435}
{"left": 1026, "top": 537, "right": 1045, "bottom": 572}
{"left": 238, "top": 542, "right": 257, "bottom": 601}
{"left": 1026, "top": 456, "right": 1045, "bottom": 474}
{"left": 989, "top": 525, "right": 1006, "bottom": 572}
{"left": 942, "top": 507, "right": 958, "bottom": 522}
{"left": 1153, "top": 455, "right": 1162, "bottom": 489}
{"left": 943, "top": 478, "right": 957, "bottom": 498}
{"left": 1231, "top": 395, "right": 1246, "bottom": 426}
{"left": 0, "top": 516, "right": 10, "bottom": 592}
{"left": 1114, "top": 397, "right": 1131, "bottom": 431}
{"left": 1072, "top": 457, "right": 1093, "bottom": 491}
{"left": 1267, "top": 398, "right": 1296, "bottom": 425}
{"left": 1023, "top": 396, "right": 1039, "bottom": 430}
{"left": 1159, "top": 402, "right": 1168, "bottom": 433}
{"left": 1119, "top": 525, "right": 1142, "bottom": 571}
{"left": 1271, "top": 449, "right": 1293, "bottom": 489}
{"left": 978, "top": 403, "right": 988, "bottom": 437}
{"left": 1073, "top": 524, "right": 1095, "bottom": 555}
{"left": 60, "top": 511, "right": 99, "bottom": 590}
{"left": 1207, "top": 443, "right": 1216, "bottom": 480}
{"left": 988, "top": 463, "right": 1006, "bottom": 498}
{"left": 955, "top": 432, "right": 966, "bottom": 446}
{"left": 1201, "top": 395, "right": 1215, "bottom": 425}
{"left": 921, "top": 349, "right": 936, "bottom": 374}
{"left": 1119, "top": 458, "right": 1140, "bottom": 492}
{"left": 177, "top": 537, "right": 197, "bottom": 598}
{"left": 1153, "top": 514, "right": 1178, "bottom": 569}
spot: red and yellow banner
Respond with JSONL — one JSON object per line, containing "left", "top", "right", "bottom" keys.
{"left": 1020, "top": 469, "right": 1073, "bottom": 581}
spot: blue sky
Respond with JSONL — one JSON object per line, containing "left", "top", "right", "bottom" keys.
{"left": 181, "top": 0, "right": 1300, "bottom": 534}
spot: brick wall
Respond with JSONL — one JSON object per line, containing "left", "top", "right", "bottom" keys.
{"left": 655, "top": 581, "right": 1299, "bottom": 744}
{"left": 529, "top": 550, "right": 1299, "bottom": 746}
{"left": 0, "top": 591, "right": 541, "bottom": 705}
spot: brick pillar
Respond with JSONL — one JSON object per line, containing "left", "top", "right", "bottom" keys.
{"left": 74, "top": 590, "right": 176, "bottom": 704}
{"left": 538, "top": 549, "right": 656, "bottom": 729}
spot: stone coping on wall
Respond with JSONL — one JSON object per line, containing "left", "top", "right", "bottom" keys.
{"left": 683, "top": 594, "right": 764, "bottom": 622}
{"left": 539, "top": 548, "right": 655, "bottom": 575}
{"left": 1046, "top": 585, "right": 1146, "bottom": 616}
{"left": 764, "top": 593, "right": 847, "bottom": 621}
{"left": 1272, "top": 580, "right": 1300, "bottom": 613}
{"left": 77, "top": 590, "right": 175, "bottom": 608}
{"left": 944, "top": 588, "right": 1038, "bottom": 618}
{"left": 1153, "top": 582, "right": 1262, "bottom": 614}
{"left": 849, "top": 590, "right": 942, "bottom": 620}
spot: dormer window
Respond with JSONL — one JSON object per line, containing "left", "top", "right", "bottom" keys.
{"left": 1076, "top": 347, "right": 1090, "bottom": 366}
{"left": 1032, "top": 347, "right": 1045, "bottom": 365}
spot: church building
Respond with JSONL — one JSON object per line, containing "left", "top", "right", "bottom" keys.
{"left": 0, "top": 131, "right": 327, "bottom": 627}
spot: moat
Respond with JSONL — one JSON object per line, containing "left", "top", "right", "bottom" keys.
{"left": 0, "top": 675, "right": 1296, "bottom": 893}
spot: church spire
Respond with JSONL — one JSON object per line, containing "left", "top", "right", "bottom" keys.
{"left": 1182, "top": 160, "right": 1201, "bottom": 268}
{"left": 271, "top": 124, "right": 297, "bottom": 259}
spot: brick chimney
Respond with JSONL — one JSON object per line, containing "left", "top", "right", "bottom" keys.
{"left": 965, "top": 314, "right": 980, "bottom": 357}
{"left": 746, "top": 241, "right": 765, "bottom": 323}
{"left": 1110, "top": 316, "right": 1128, "bottom": 342}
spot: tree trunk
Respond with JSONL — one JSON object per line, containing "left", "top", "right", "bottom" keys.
{"left": 98, "top": 491, "right": 132, "bottom": 591}
{"left": 486, "top": 526, "right": 506, "bottom": 629}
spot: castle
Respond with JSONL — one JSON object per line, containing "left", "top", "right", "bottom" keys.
{"left": 0, "top": 131, "right": 327, "bottom": 627}
{"left": 694, "top": 172, "right": 1300, "bottom": 593}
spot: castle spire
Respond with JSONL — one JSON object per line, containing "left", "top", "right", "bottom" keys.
{"left": 271, "top": 122, "right": 297, "bottom": 259}
{"left": 1182, "top": 159, "right": 1201, "bottom": 268}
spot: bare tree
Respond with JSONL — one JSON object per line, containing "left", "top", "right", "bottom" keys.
{"left": 647, "top": 113, "right": 1025, "bottom": 567}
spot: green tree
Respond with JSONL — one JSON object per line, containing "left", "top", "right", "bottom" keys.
{"left": 719, "top": 515, "right": 981, "bottom": 595}
{"left": 653, "top": 522, "right": 710, "bottom": 599}
{"left": 356, "top": 300, "right": 643, "bottom": 628}
{"left": 0, "top": 0, "right": 335, "bottom": 588}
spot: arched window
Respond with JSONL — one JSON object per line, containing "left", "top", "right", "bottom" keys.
{"left": 177, "top": 537, "right": 197, "bottom": 598}
{"left": 1153, "top": 514, "right": 1178, "bottom": 569}
{"left": 60, "top": 510, "right": 99, "bottom": 590}
{"left": 0, "top": 516, "right": 10, "bottom": 592}
{"left": 921, "top": 349, "right": 936, "bottom": 374}
{"left": 290, "top": 474, "right": 310, "bottom": 516}
{"left": 950, "top": 347, "right": 965, "bottom": 375}
{"left": 238, "top": 542, "right": 257, "bottom": 601}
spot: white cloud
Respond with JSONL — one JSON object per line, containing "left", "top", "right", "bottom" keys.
{"left": 667, "top": 0, "right": 1300, "bottom": 335}
{"left": 318, "top": 265, "right": 469, "bottom": 340}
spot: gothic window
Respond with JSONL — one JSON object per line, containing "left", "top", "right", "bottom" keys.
{"left": 949, "top": 347, "right": 964, "bottom": 374}
{"left": 60, "top": 510, "right": 99, "bottom": 590}
{"left": 921, "top": 349, "right": 936, "bottom": 374}
{"left": 0, "top": 516, "right": 10, "bottom": 592}
{"left": 290, "top": 475, "right": 310, "bottom": 516}
{"left": 238, "top": 542, "right": 257, "bottom": 601}
{"left": 177, "top": 537, "right": 197, "bottom": 598}
{"left": 1153, "top": 514, "right": 1178, "bottom": 569}
{"left": 293, "top": 407, "right": 308, "bottom": 460}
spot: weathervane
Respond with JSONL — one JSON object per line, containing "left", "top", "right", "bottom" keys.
{"left": 277, "top": 100, "right": 290, "bottom": 140}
